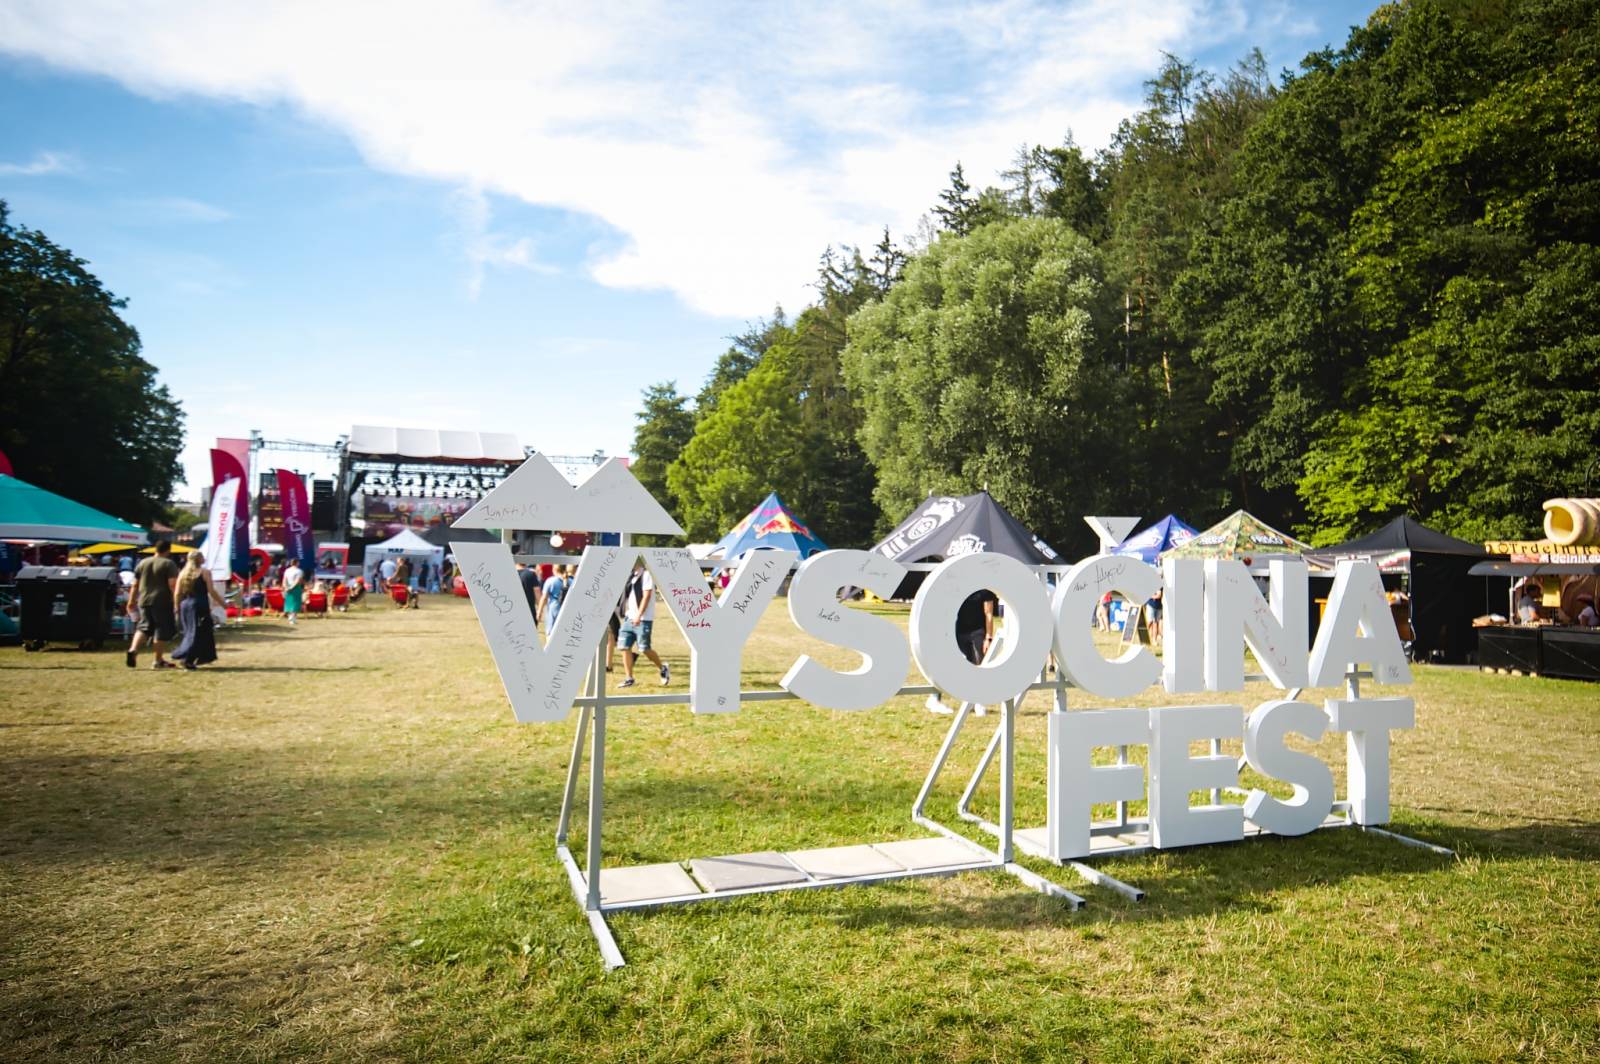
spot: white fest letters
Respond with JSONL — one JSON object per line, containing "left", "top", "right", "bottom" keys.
{"left": 460, "top": 537, "right": 1414, "bottom": 851}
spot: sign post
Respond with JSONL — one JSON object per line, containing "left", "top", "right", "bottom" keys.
{"left": 457, "top": 459, "right": 1451, "bottom": 969}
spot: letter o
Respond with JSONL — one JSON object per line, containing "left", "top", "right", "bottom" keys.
{"left": 910, "top": 553, "right": 1053, "bottom": 704}
{"left": 1052, "top": 554, "right": 1162, "bottom": 698}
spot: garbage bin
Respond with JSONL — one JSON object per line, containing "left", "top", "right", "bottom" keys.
{"left": 16, "top": 565, "right": 118, "bottom": 651}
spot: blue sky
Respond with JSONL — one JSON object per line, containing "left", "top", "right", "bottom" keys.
{"left": 0, "top": 1, "right": 1375, "bottom": 496}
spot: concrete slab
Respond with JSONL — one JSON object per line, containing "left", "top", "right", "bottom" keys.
{"left": 690, "top": 851, "right": 809, "bottom": 892}
{"left": 872, "top": 836, "right": 990, "bottom": 871}
{"left": 598, "top": 863, "right": 701, "bottom": 906}
{"left": 787, "top": 844, "right": 906, "bottom": 880}
{"left": 1091, "top": 832, "right": 1144, "bottom": 852}
{"left": 1015, "top": 827, "right": 1050, "bottom": 853}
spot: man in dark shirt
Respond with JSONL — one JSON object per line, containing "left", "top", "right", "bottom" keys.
{"left": 127, "top": 540, "right": 180, "bottom": 669}
{"left": 516, "top": 561, "right": 543, "bottom": 629}
{"left": 955, "top": 587, "right": 998, "bottom": 665}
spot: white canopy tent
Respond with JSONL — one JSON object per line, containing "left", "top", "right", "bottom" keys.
{"left": 365, "top": 528, "right": 445, "bottom": 584}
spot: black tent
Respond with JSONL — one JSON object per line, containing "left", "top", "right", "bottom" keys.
{"left": 1308, "top": 516, "right": 1488, "bottom": 664}
{"left": 873, "top": 492, "right": 1059, "bottom": 598}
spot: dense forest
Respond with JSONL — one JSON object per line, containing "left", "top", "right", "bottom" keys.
{"left": 633, "top": 0, "right": 1599, "bottom": 558}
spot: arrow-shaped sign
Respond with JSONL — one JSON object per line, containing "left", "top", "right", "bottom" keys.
{"left": 454, "top": 454, "right": 684, "bottom": 536}
{"left": 1084, "top": 515, "right": 1140, "bottom": 552}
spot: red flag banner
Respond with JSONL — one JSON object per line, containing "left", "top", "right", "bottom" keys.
{"left": 276, "top": 468, "right": 316, "bottom": 574}
{"left": 210, "top": 447, "right": 251, "bottom": 579}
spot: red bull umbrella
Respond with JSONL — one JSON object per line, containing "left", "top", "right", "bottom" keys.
{"left": 713, "top": 492, "right": 827, "bottom": 562}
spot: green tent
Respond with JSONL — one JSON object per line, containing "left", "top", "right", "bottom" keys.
{"left": 0, "top": 474, "right": 148, "bottom": 545}
{"left": 1160, "top": 510, "right": 1311, "bottom": 566}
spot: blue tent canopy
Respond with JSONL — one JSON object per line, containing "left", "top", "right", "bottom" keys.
{"left": 714, "top": 492, "right": 826, "bottom": 562}
{"left": 1112, "top": 514, "right": 1197, "bottom": 564}
{"left": 0, "top": 473, "right": 148, "bottom": 545}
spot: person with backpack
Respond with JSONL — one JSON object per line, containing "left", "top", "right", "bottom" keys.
{"left": 617, "top": 558, "right": 669, "bottom": 689}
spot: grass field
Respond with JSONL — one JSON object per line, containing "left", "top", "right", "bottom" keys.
{"left": 3, "top": 594, "right": 1598, "bottom": 1062}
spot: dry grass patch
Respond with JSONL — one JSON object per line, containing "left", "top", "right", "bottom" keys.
{"left": 2, "top": 595, "right": 1598, "bottom": 1061}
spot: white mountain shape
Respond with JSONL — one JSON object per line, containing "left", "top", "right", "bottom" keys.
{"left": 454, "top": 454, "right": 685, "bottom": 535}
{"left": 1084, "top": 515, "right": 1140, "bottom": 549}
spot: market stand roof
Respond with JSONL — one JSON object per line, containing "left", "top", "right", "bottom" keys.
{"left": 368, "top": 528, "right": 444, "bottom": 557}
{"left": 1113, "top": 514, "right": 1198, "bottom": 564}
{"left": 0, "top": 474, "right": 148, "bottom": 545}
{"left": 712, "top": 492, "right": 827, "bottom": 561}
{"left": 873, "top": 492, "right": 1058, "bottom": 565}
{"left": 347, "top": 425, "right": 523, "bottom": 463}
{"left": 1160, "top": 510, "right": 1311, "bottom": 563}
{"left": 1309, "top": 515, "right": 1486, "bottom": 561}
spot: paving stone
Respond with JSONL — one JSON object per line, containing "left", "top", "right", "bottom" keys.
{"left": 871, "top": 836, "right": 990, "bottom": 871}
{"left": 786, "top": 844, "right": 906, "bottom": 880}
{"left": 690, "top": 851, "right": 808, "bottom": 892}
{"left": 598, "top": 862, "right": 701, "bottom": 905}
{"left": 1014, "top": 827, "right": 1050, "bottom": 853}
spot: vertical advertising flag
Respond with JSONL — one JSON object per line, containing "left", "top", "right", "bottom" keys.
{"left": 204, "top": 477, "right": 241, "bottom": 583}
{"left": 210, "top": 446, "right": 251, "bottom": 580}
{"left": 276, "top": 468, "right": 316, "bottom": 575}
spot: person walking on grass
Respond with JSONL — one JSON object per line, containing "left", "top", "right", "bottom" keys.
{"left": 617, "top": 558, "right": 669, "bottom": 689}
{"left": 283, "top": 555, "right": 305, "bottom": 626}
{"left": 127, "top": 540, "right": 180, "bottom": 669}
{"left": 542, "top": 563, "right": 572, "bottom": 634}
{"left": 171, "top": 549, "right": 226, "bottom": 670}
{"left": 517, "top": 560, "right": 543, "bottom": 630}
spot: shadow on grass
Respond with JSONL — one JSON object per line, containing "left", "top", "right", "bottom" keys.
{"left": 198, "top": 665, "right": 377, "bottom": 673}
{"left": 6, "top": 734, "right": 1597, "bottom": 930}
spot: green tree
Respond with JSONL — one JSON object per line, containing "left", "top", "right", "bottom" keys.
{"left": 666, "top": 245, "right": 884, "bottom": 548}
{"left": 1301, "top": 31, "right": 1600, "bottom": 541}
{"left": 1082, "top": 51, "right": 1273, "bottom": 522}
{"left": 1171, "top": 2, "right": 1530, "bottom": 523}
{"left": 629, "top": 381, "right": 695, "bottom": 538}
{"left": 931, "top": 163, "right": 1007, "bottom": 236}
{"left": 1030, "top": 137, "right": 1106, "bottom": 239}
{"left": 0, "top": 201, "right": 183, "bottom": 526}
{"left": 841, "top": 217, "right": 1116, "bottom": 549}
{"left": 667, "top": 333, "right": 807, "bottom": 541}
{"left": 695, "top": 309, "right": 787, "bottom": 417}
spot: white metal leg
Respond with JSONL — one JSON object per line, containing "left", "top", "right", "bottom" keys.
{"left": 1360, "top": 825, "right": 1456, "bottom": 857}
{"left": 555, "top": 704, "right": 591, "bottom": 846}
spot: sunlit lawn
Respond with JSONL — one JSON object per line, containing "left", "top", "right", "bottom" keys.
{"left": 2, "top": 593, "right": 1597, "bottom": 1061}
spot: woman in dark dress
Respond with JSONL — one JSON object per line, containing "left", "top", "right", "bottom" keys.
{"left": 171, "top": 549, "right": 226, "bottom": 670}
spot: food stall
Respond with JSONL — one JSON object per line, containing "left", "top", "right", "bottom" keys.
{"left": 1307, "top": 516, "right": 1489, "bottom": 664}
{"left": 1472, "top": 498, "right": 1600, "bottom": 681}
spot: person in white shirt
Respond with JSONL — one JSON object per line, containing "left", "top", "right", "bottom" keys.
{"left": 1576, "top": 594, "right": 1598, "bottom": 628}
{"left": 379, "top": 556, "right": 397, "bottom": 592}
{"left": 616, "top": 559, "right": 669, "bottom": 689}
{"left": 282, "top": 558, "right": 305, "bottom": 626}
{"left": 1515, "top": 583, "right": 1541, "bottom": 624}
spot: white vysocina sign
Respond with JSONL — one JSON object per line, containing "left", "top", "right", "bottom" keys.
{"left": 458, "top": 460, "right": 1414, "bottom": 856}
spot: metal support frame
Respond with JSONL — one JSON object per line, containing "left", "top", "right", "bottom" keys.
{"left": 547, "top": 544, "right": 1083, "bottom": 970}
{"left": 542, "top": 559, "right": 1453, "bottom": 967}
{"left": 917, "top": 664, "right": 1456, "bottom": 905}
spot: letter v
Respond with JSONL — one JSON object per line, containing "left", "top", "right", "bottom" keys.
{"left": 454, "top": 542, "right": 634, "bottom": 722}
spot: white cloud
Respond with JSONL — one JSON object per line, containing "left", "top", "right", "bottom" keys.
{"left": 448, "top": 186, "right": 557, "bottom": 299}
{"left": 0, "top": 149, "right": 77, "bottom": 176}
{"left": 0, "top": 0, "right": 1309, "bottom": 317}
{"left": 124, "top": 195, "right": 233, "bottom": 222}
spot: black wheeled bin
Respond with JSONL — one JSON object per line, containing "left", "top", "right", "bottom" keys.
{"left": 16, "top": 565, "right": 119, "bottom": 651}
